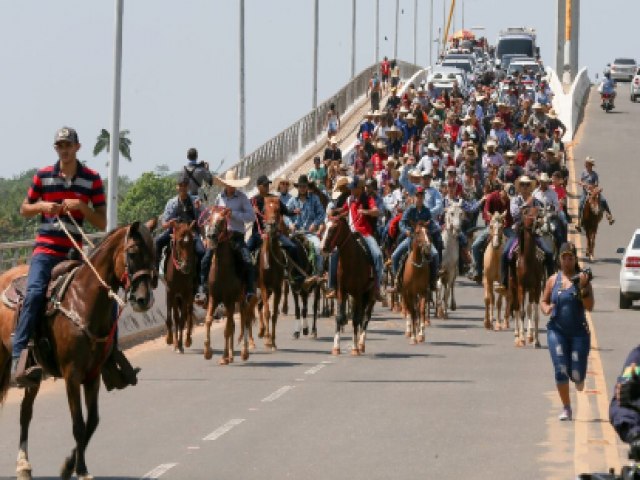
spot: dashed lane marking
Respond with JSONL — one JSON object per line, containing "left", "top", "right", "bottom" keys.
{"left": 141, "top": 463, "right": 178, "bottom": 479}
{"left": 203, "top": 418, "right": 246, "bottom": 441}
{"left": 305, "top": 363, "right": 326, "bottom": 375}
{"left": 261, "top": 385, "right": 294, "bottom": 402}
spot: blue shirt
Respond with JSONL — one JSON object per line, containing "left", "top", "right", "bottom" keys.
{"left": 399, "top": 205, "right": 433, "bottom": 237}
{"left": 286, "top": 194, "right": 325, "bottom": 230}
{"left": 161, "top": 195, "right": 200, "bottom": 225}
{"left": 214, "top": 189, "right": 255, "bottom": 234}
{"left": 398, "top": 165, "right": 444, "bottom": 218}
{"left": 601, "top": 78, "right": 616, "bottom": 94}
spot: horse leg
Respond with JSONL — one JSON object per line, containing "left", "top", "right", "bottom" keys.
{"left": 76, "top": 378, "right": 100, "bottom": 479}
{"left": 270, "top": 289, "right": 281, "bottom": 351}
{"left": 219, "top": 306, "right": 232, "bottom": 365}
{"left": 61, "top": 378, "right": 90, "bottom": 480}
{"left": 282, "top": 281, "right": 289, "bottom": 315}
{"left": 351, "top": 303, "right": 361, "bottom": 356}
{"left": 333, "top": 298, "right": 346, "bottom": 355}
{"left": 292, "top": 292, "right": 301, "bottom": 339}
{"left": 407, "top": 298, "right": 417, "bottom": 345}
{"left": 262, "top": 290, "right": 272, "bottom": 347}
{"left": 176, "top": 300, "right": 185, "bottom": 354}
{"left": 483, "top": 283, "right": 492, "bottom": 330}
{"left": 533, "top": 302, "right": 541, "bottom": 348}
{"left": 16, "top": 384, "right": 40, "bottom": 480}
{"left": 526, "top": 299, "right": 534, "bottom": 344}
{"left": 240, "top": 307, "right": 250, "bottom": 361}
{"left": 204, "top": 296, "right": 215, "bottom": 360}
{"left": 301, "top": 292, "right": 309, "bottom": 336}
{"left": 450, "top": 277, "right": 457, "bottom": 311}
{"left": 418, "top": 295, "right": 427, "bottom": 343}
{"left": 185, "top": 302, "right": 194, "bottom": 348}
{"left": 165, "top": 296, "right": 173, "bottom": 346}
{"left": 311, "top": 285, "right": 319, "bottom": 340}
{"left": 358, "top": 296, "right": 370, "bottom": 353}
{"left": 257, "top": 297, "right": 266, "bottom": 339}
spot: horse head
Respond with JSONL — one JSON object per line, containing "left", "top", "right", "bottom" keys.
{"left": 413, "top": 221, "right": 432, "bottom": 258}
{"left": 263, "top": 196, "right": 282, "bottom": 237}
{"left": 321, "top": 215, "right": 349, "bottom": 255}
{"left": 521, "top": 206, "right": 540, "bottom": 230}
{"left": 121, "top": 219, "right": 157, "bottom": 312}
{"left": 206, "top": 207, "right": 230, "bottom": 249}
{"left": 489, "top": 212, "right": 505, "bottom": 248}
{"left": 587, "top": 186, "right": 602, "bottom": 216}
{"left": 445, "top": 200, "right": 464, "bottom": 234}
{"left": 170, "top": 221, "right": 196, "bottom": 275}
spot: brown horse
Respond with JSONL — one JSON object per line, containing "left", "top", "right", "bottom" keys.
{"left": 0, "top": 220, "right": 156, "bottom": 480}
{"left": 509, "top": 207, "right": 544, "bottom": 348}
{"left": 483, "top": 212, "right": 508, "bottom": 331}
{"left": 256, "top": 196, "right": 287, "bottom": 351}
{"left": 164, "top": 221, "right": 196, "bottom": 353}
{"left": 290, "top": 234, "right": 321, "bottom": 339}
{"left": 320, "top": 216, "right": 375, "bottom": 355}
{"left": 582, "top": 186, "right": 604, "bottom": 262}
{"left": 202, "top": 207, "right": 252, "bottom": 364}
{"left": 400, "top": 222, "right": 431, "bottom": 344}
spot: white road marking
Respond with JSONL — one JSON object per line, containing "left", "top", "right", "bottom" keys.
{"left": 203, "top": 418, "right": 245, "bottom": 441}
{"left": 261, "top": 385, "right": 294, "bottom": 402}
{"left": 295, "top": 378, "right": 305, "bottom": 381}
{"left": 305, "top": 363, "right": 326, "bottom": 375}
{"left": 141, "top": 463, "right": 178, "bottom": 479}
{"left": 321, "top": 360, "right": 333, "bottom": 364}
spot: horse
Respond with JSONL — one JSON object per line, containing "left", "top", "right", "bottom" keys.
{"left": 509, "top": 207, "right": 545, "bottom": 348}
{"left": 320, "top": 215, "right": 375, "bottom": 355}
{"left": 400, "top": 222, "right": 431, "bottom": 344}
{"left": 582, "top": 186, "right": 604, "bottom": 262}
{"left": 164, "top": 221, "right": 196, "bottom": 353}
{"left": 482, "top": 212, "right": 508, "bottom": 330}
{"left": 0, "top": 219, "right": 156, "bottom": 480}
{"left": 202, "top": 208, "right": 252, "bottom": 364}
{"left": 538, "top": 204, "right": 559, "bottom": 267}
{"left": 289, "top": 233, "right": 321, "bottom": 339}
{"left": 256, "top": 196, "right": 287, "bottom": 351}
{"left": 436, "top": 201, "right": 464, "bottom": 319}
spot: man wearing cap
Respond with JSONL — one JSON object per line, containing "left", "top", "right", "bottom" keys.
{"left": 534, "top": 172, "right": 566, "bottom": 246}
{"left": 308, "top": 156, "right": 328, "bottom": 192}
{"left": 388, "top": 186, "right": 440, "bottom": 292}
{"left": 183, "top": 147, "right": 213, "bottom": 200}
{"left": 576, "top": 157, "right": 615, "bottom": 230}
{"left": 286, "top": 175, "right": 326, "bottom": 282}
{"left": 201, "top": 170, "right": 257, "bottom": 305}
{"left": 156, "top": 172, "right": 205, "bottom": 285}
{"left": 11, "top": 127, "right": 138, "bottom": 388}
{"left": 468, "top": 183, "right": 514, "bottom": 282}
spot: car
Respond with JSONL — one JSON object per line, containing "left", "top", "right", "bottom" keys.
{"left": 427, "top": 66, "right": 469, "bottom": 93}
{"left": 630, "top": 68, "right": 640, "bottom": 102}
{"left": 507, "top": 59, "right": 543, "bottom": 77}
{"left": 610, "top": 58, "right": 637, "bottom": 82}
{"left": 618, "top": 228, "right": 640, "bottom": 309}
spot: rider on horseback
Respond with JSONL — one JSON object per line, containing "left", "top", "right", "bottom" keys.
{"left": 388, "top": 186, "right": 440, "bottom": 292}
{"left": 198, "top": 170, "right": 257, "bottom": 305}
{"left": 533, "top": 172, "right": 566, "bottom": 247}
{"left": 155, "top": 173, "right": 205, "bottom": 288}
{"left": 497, "top": 175, "right": 555, "bottom": 293}
{"left": 325, "top": 176, "right": 351, "bottom": 299}
{"left": 575, "top": 157, "right": 614, "bottom": 231}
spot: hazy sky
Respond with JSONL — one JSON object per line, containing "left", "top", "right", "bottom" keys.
{"left": 1, "top": 0, "right": 638, "bottom": 181}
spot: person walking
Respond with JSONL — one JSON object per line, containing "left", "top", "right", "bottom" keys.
{"left": 540, "top": 242, "right": 594, "bottom": 421}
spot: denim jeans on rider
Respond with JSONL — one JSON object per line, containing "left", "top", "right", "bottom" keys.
{"left": 362, "top": 234, "right": 383, "bottom": 290}
{"left": 473, "top": 226, "right": 514, "bottom": 278}
{"left": 547, "top": 327, "right": 590, "bottom": 384}
{"left": 391, "top": 237, "right": 439, "bottom": 283}
{"left": 327, "top": 250, "right": 339, "bottom": 290}
{"left": 12, "top": 253, "right": 65, "bottom": 359}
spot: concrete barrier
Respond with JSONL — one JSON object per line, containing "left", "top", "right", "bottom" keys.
{"left": 547, "top": 67, "right": 591, "bottom": 140}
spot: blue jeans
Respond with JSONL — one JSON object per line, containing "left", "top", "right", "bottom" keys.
{"left": 472, "top": 226, "right": 514, "bottom": 277}
{"left": 578, "top": 191, "right": 611, "bottom": 220}
{"left": 547, "top": 327, "right": 590, "bottom": 384}
{"left": 391, "top": 237, "right": 439, "bottom": 284}
{"left": 362, "top": 235, "right": 383, "bottom": 289}
{"left": 12, "top": 254, "right": 65, "bottom": 358}
{"left": 328, "top": 250, "right": 339, "bottom": 290}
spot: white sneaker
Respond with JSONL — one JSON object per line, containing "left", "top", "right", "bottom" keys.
{"left": 558, "top": 406, "right": 572, "bottom": 421}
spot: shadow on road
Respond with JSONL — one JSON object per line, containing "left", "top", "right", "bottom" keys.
{"left": 428, "top": 341, "right": 490, "bottom": 348}
{"left": 594, "top": 257, "right": 622, "bottom": 265}
{"left": 372, "top": 352, "right": 445, "bottom": 359}
{"left": 337, "top": 379, "right": 472, "bottom": 384}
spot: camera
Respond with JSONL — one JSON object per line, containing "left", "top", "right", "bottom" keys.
{"left": 570, "top": 267, "right": 593, "bottom": 287}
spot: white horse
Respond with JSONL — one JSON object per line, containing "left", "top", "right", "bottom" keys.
{"left": 436, "top": 201, "right": 464, "bottom": 319}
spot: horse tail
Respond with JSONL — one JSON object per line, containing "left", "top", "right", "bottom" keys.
{"left": 0, "top": 354, "right": 10, "bottom": 405}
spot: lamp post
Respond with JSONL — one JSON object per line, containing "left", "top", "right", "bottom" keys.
{"left": 239, "top": 0, "right": 246, "bottom": 159}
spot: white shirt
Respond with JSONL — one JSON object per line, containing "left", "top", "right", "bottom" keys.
{"left": 533, "top": 187, "right": 560, "bottom": 211}
{"left": 417, "top": 154, "right": 439, "bottom": 175}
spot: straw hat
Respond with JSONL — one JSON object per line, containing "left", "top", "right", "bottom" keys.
{"left": 433, "top": 100, "right": 446, "bottom": 109}
{"left": 504, "top": 150, "right": 516, "bottom": 158}
{"left": 214, "top": 169, "right": 250, "bottom": 188}
{"left": 532, "top": 102, "right": 544, "bottom": 110}
{"left": 585, "top": 156, "right": 595, "bottom": 165}
{"left": 547, "top": 109, "right": 558, "bottom": 119}
{"left": 384, "top": 157, "right": 399, "bottom": 168}
{"left": 375, "top": 140, "right": 387, "bottom": 150}
{"left": 427, "top": 142, "right": 438, "bottom": 151}
{"left": 274, "top": 176, "right": 291, "bottom": 189}
{"left": 538, "top": 172, "right": 551, "bottom": 183}
{"left": 372, "top": 110, "right": 382, "bottom": 117}
{"left": 515, "top": 175, "right": 537, "bottom": 190}
{"left": 329, "top": 136, "right": 339, "bottom": 145}
{"left": 486, "top": 139, "right": 497, "bottom": 149}
{"left": 387, "top": 125, "right": 402, "bottom": 137}
{"left": 408, "top": 169, "right": 423, "bottom": 182}
{"left": 333, "top": 175, "right": 351, "bottom": 192}
{"left": 406, "top": 113, "right": 416, "bottom": 121}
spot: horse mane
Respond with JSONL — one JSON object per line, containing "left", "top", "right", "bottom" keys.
{"left": 89, "top": 226, "right": 126, "bottom": 261}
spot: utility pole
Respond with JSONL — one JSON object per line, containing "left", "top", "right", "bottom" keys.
{"left": 429, "top": 0, "right": 433, "bottom": 66}
{"left": 351, "top": 0, "right": 356, "bottom": 78}
{"left": 239, "top": 0, "right": 246, "bottom": 159}
{"left": 413, "top": 0, "right": 418, "bottom": 65}
{"left": 394, "top": 0, "right": 399, "bottom": 60}
{"left": 313, "top": 0, "right": 319, "bottom": 108}
{"left": 563, "top": 0, "right": 572, "bottom": 84}
{"left": 374, "top": 0, "right": 379, "bottom": 68}
{"left": 107, "top": 0, "right": 123, "bottom": 231}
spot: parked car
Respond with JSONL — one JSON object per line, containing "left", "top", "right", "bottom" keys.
{"left": 630, "top": 68, "right": 640, "bottom": 102}
{"left": 618, "top": 228, "right": 640, "bottom": 309}
{"left": 610, "top": 58, "right": 637, "bottom": 82}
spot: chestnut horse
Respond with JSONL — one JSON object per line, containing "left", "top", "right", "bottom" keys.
{"left": 0, "top": 220, "right": 156, "bottom": 480}
{"left": 483, "top": 212, "right": 508, "bottom": 331}
{"left": 400, "top": 222, "right": 431, "bottom": 344}
{"left": 256, "top": 196, "right": 287, "bottom": 350}
{"left": 509, "top": 207, "right": 544, "bottom": 348}
{"left": 320, "top": 216, "right": 375, "bottom": 355}
{"left": 164, "top": 221, "right": 196, "bottom": 353}
{"left": 202, "top": 208, "right": 252, "bottom": 364}
{"left": 582, "top": 186, "right": 604, "bottom": 262}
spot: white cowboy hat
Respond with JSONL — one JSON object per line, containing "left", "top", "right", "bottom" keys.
{"left": 274, "top": 176, "right": 291, "bottom": 189}
{"left": 547, "top": 109, "right": 558, "bottom": 119}
{"left": 538, "top": 172, "right": 551, "bottom": 183}
{"left": 532, "top": 102, "right": 544, "bottom": 110}
{"left": 399, "top": 106, "right": 410, "bottom": 114}
{"left": 408, "top": 169, "right": 423, "bottom": 182}
{"left": 329, "top": 136, "right": 339, "bottom": 145}
{"left": 585, "top": 156, "right": 595, "bottom": 164}
{"left": 375, "top": 140, "right": 387, "bottom": 149}
{"left": 214, "top": 169, "right": 250, "bottom": 188}
{"left": 486, "top": 139, "right": 497, "bottom": 148}
{"left": 333, "top": 175, "right": 351, "bottom": 192}
{"left": 504, "top": 150, "right": 516, "bottom": 158}
{"left": 515, "top": 175, "right": 537, "bottom": 190}
{"left": 427, "top": 142, "right": 438, "bottom": 151}
{"left": 433, "top": 101, "right": 446, "bottom": 109}
{"left": 406, "top": 113, "right": 416, "bottom": 121}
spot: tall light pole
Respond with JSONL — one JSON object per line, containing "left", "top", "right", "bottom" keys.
{"left": 107, "top": 0, "right": 123, "bottom": 231}
{"left": 239, "top": 0, "right": 246, "bottom": 160}
{"left": 394, "top": 0, "right": 399, "bottom": 59}
{"left": 429, "top": 0, "right": 434, "bottom": 66}
{"left": 374, "top": 0, "right": 379, "bottom": 67}
{"left": 313, "top": 0, "right": 319, "bottom": 108}
{"left": 563, "top": 0, "right": 572, "bottom": 83}
{"left": 351, "top": 0, "right": 356, "bottom": 78}
{"left": 461, "top": 0, "right": 465, "bottom": 30}
{"left": 413, "top": 0, "right": 418, "bottom": 64}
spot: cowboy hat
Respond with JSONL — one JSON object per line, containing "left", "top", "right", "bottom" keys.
{"left": 384, "top": 157, "right": 399, "bottom": 168}
{"left": 491, "top": 117, "right": 504, "bottom": 124}
{"left": 585, "top": 156, "right": 595, "bottom": 164}
{"left": 274, "top": 176, "right": 291, "bottom": 189}
{"left": 406, "top": 113, "right": 416, "bottom": 121}
{"left": 427, "top": 142, "right": 438, "bottom": 151}
{"left": 375, "top": 140, "right": 387, "bottom": 150}
{"left": 547, "top": 109, "right": 558, "bottom": 119}
{"left": 408, "top": 169, "right": 423, "bottom": 182}
{"left": 486, "top": 139, "right": 497, "bottom": 148}
{"left": 532, "top": 102, "right": 544, "bottom": 110}
{"left": 399, "top": 106, "right": 410, "bottom": 114}
{"left": 446, "top": 166, "right": 458, "bottom": 174}
{"left": 372, "top": 110, "right": 382, "bottom": 117}
{"left": 515, "top": 175, "right": 537, "bottom": 190}
{"left": 475, "top": 95, "right": 486, "bottom": 102}
{"left": 538, "top": 172, "right": 551, "bottom": 183}
{"left": 294, "top": 174, "right": 311, "bottom": 187}
{"left": 433, "top": 101, "right": 446, "bottom": 109}
{"left": 333, "top": 175, "right": 351, "bottom": 192}
{"left": 387, "top": 125, "right": 402, "bottom": 136}
{"left": 329, "top": 137, "right": 339, "bottom": 145}
{"left": 214, "top": 169, "right": 250, "bottom": 188}
{"left": 504, "top": 150, "right": 516, "bottom": 158}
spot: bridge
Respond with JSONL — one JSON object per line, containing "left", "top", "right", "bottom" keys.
{"left": 1, "top": 12, "right": 638, "bottom": 480}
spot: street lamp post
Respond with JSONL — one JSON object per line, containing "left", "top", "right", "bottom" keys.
{"left": 351, "top": 0, "right": 356, "bottom": 78}
{"left": 239, "top": 0, "right": 246, "bottom": 160}
{"left": 394, "top": 0, "right": 399, "bottom": 60}
{"left": 107, "top": 0, "right": 123, "bottom": 231}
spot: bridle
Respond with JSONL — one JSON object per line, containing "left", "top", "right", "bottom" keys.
{"left": 169, "top": 227, "right": 194, "bottom": 275}
{"left": 120, "top": 229, "right": 157, "bottom": 300}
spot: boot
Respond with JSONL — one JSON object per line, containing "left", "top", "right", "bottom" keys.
{"left": 607, "top": 213, "right": 615, "bottom": 225}
{"left": 302, "top": 275, "right": 320, "bottom": 291}
{"left": 194, "top": 285, "right": 208, "bottom": 306}
{"left": 11, "top": 350, "right": 42, "bottom": 388}
{"left": 575, "top": 219, "right": 582, "bottom": 232}
{"left": 101, "top": 349, "right": 140, "bottom": 391}
{"left": 325, "top": 288, "right": 337, "bottom": 299}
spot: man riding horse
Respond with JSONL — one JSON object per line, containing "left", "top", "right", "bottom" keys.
{"left": 497, "top": 175, "right": 555, "bottom": 293}
{"left": 11, "top": 126, "right": 138, "bottom": 389}
{"left": 325, "top": 175, "right": 351, "bottom": 298}
{"left": 155, "top": 172, "right": 205, "bottom": 291}
{"left": 575, "top": 156, "right": 614, "bottom": 232}
{"left": 533, "top": 172, "right": 566, "bottom": 247}
{"left": 198, "top": 170, "right": 257, "bottom": 306}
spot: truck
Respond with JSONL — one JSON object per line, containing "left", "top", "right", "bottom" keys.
{"left": 494, "top": 27, "right": 538, "bottom": 69}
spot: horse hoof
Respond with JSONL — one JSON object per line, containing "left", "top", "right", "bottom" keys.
{"left": 311, "top": 330, "right": 317, "bottom": 340}
{"left": 332, "top": 347, "right": 340, "bottom": 356}
{"left": 249, "top": 340, "right": 256, "bottom": 351}
{"left": 165, "top": 335, "right": 172, "bottom": 345}
{"left": 292, "top": 331, "right": 300, "bottom": 340}
{"left": 451, "top": 304, "right": 457, "bottom": 311}
{"left": 405, "top": 331, "right": 411, "bottom": 338}
{"left": 358, "top": 343, "right": 365, "bottom": 354}
{"left": 78, "top": 475, "right": 94, "bottom": 480}
{"left": 60, "top": 464, "right": 73, "bottom": 480}
{"left": 534, "top": 340, "right": 541, "bottom": 349}
{"left": 527, "top": 335, "right": 534, "bottom": 344}
{"left": 185, "top": 338, "right": 192, "bottom": 348}
{"left": 204, "top": 349, "right": 213, "bottom": 360}
{"left": 271, "top": 345, "right": 277, "bottom": 352}
{"left": 282, "top": 307, "right": 288, "bottom": 315}
{"left": 425, "top": 319, "right": 431, "bottom": 327}
{"left": 264, "top": 340, "right": 273, "bottom": 348}
{"left": 241, "top": 350, "right": 249, "bottom": 361}
{"left": 483, "top": 320, "right": 491, "bottom": 330}
{"left": 258, "top": 327, "right": 265, "bottom": 339}
{"left": 350, "top": 348, "right": 361, "bottom": 356}
{"left": 228, "top": 356, "right": 234, "bottom": 363}
{"left": 417, "top": 334, "right": 425, "bottom": 343}
{"left": 409, "top": 338, "right": 417, "bottom": 345}
{"left": 219, "top": 358, "right": 229, "bottom": 365}
{"left": 16, "top": 472, "right": 32, "bottom": 480}
{"left": 301, "top": 327, "right": 308, "bottom": 336}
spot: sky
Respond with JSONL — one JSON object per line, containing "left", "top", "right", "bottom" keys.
{"left": 1, "top": 0, "right": 639, "bottom": 182}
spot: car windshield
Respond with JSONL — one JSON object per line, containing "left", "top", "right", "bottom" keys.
{"left": 633, "top": 234, "right": 640, "bottom": 250}
{"left": 442, "top": 62, "right": 471, "bottom": 73}
{"left": 614, "top": 58, "right": 636, "bottom": 65}
{"left": 497, "top": 38, "right": 534, "bottom": 58}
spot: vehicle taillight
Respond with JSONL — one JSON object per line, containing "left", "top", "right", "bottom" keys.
{"left": 634, "top": 78, "right": 640, "bottom": 85}
{"left": 611, "top": 66, "right": 617, "bottom": 71}
{"left": 626, "top": 257, "right": 640, "bottom": 268}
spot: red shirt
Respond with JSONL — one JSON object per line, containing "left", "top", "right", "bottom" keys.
{"left": 370, "top": 152, "right": 387, "bottom": 173}
{"left": 482, "top": 191, "right": 513, "bottom": 227}
{"left": 515, "top": 151, "right": 529, "bottom": 168}
{"left": 388, "top": 213, "right": 403, "bottom": 240}
{"left": 444, "top": 123, "right": 460, "bottom": 143}
{"left": 551, "top": 184, "right": 567, "bottom": 204}
{"left": 344, "top": 194, "right": 376, "bottom": 237}
{"left": 381, "top": 60, "right": 390, "bottom": 76}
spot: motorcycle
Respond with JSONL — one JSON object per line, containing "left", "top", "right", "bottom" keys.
{"left": 601, "top": 92, "right": 614, "bottom": 113}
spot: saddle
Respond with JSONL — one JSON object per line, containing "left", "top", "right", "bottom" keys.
{"left": 353, "top": 232, "right": 375, "bottom": 278}
{"left": 508, "top": 240, "right": 545, "bottom": 264}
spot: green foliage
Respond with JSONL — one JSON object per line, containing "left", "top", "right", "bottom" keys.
{"left": 94, "top": 129, "right": 133, "bottom": 162}
{"left": 117, "top": 171, "right": 176, "bottom": 226}
{"left": 0, "top": 169, "right": 39, "bottom": 241}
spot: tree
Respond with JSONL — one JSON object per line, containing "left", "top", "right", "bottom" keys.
{"left": 117, "top": 171, "right": 176, "bottom": 226}
{"left": 93, "top": 129, "right": 132, "bottom": 163}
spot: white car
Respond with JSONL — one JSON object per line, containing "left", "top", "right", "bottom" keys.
{"left": 618, "top": 228, "right": 640, "bottom": 309}
{"left": 630, "top": 67, "right": 640, "bottom": 102}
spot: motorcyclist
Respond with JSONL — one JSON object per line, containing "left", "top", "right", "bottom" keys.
{"left": 599, "top": 72, "right": 617, "bottom": 108}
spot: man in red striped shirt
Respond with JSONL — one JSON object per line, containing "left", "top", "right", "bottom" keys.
{"left": 11, "top": 127, "right": 108, "bottom": 386}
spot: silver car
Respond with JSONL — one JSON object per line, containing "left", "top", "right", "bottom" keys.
{"left": 630, "top": 67, "right": 640, "bottom": 102}
{"left": 610, "top": 58, "right": 637, "bottom": 82}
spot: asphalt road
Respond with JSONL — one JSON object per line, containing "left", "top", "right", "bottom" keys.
{"left": 0, "top": 86, "right": 637, "bottom": 480}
